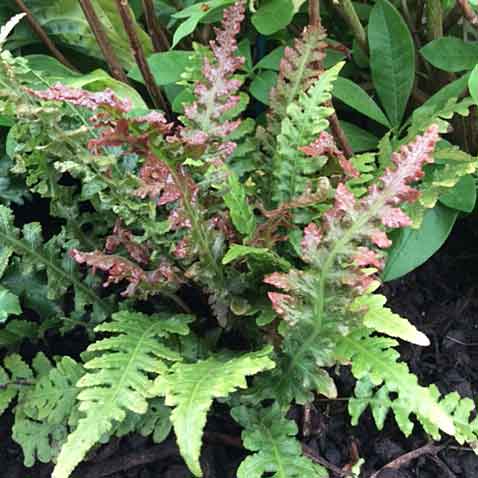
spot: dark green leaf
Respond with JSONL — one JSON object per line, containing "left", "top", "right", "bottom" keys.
{"left": 383, "top": 204, "right": 457, "bottom": 281}
{"left": 249, "top": 70, "right": 277, "bottom": 105}
{"left": 368, "top": 0, "right": 415, "bottom": 127}
{"left": 251, "top": 0, "right": 294, "bottom": 35}
{"left": 421, "top": 37, "right": 478, "bottom": 72}
{"left": 334, "top": 77, "right": 390, "bottom": 127}
{"left": 340, "top": 121, "right": 379, "bottom": 152}
{"left": 439, "top": 175, "right": 476, "bottom": 212}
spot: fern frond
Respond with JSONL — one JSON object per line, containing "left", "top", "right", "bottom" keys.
{"left": 9, "top": 352, "right": 72, "bottom": 467}
{"left": 52, "top": 311, "right": 193, "bottom": 478}
{"left": 232, "top": 404, "right": 327, "bottom": 478}
{"left": 338, "top": 330, "right": 454, "bottom": 436}
{"left": 23, "top": 356, "right": 83, "bottom": 427}
{"left": 152, "top": 347, "right": 275, "bottom": 477}
{"left": 346, "top": 153, "right": 377, "bottom": 197}
{"left": 0, "top": 206, "right": 111, "bottom": 319}
{"left": 259, "top": 126, "right": 440, "bottom": 405}
{"left": 407, "top": 145, "right": 478, "bottom": 225}
{"left": 272, "top": 63, "right": 343, "bottom": 203}
{"left": 268, "top": 25, "right": 327, "bottom": 137}
{"left": 115, "top": 397, "right": 172, "bottom": 445}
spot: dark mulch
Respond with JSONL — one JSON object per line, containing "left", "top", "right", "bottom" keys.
{"left": 3, "top": 217, "right": 478, "bottom": 478}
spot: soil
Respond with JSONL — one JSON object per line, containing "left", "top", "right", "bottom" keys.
{"left": 2, "top": 217, "right": 478, "bottom": 478}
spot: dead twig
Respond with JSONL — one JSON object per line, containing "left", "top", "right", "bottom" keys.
{"left": 79, "top": 0, "right": 129, "bottom": 83}
{"left": 142, "top": 0, "right": 170, "bottom": 51}
{"left": 369, "top": 442, "right": 446, "bottom": 478}
{"left": 80, "top": 441, "right": 178, "bottom": 478}
{"left": 303, "top": 443, "right": 354, "bottom": 477}
{"left": 13, "top": 0, "right": 78, "bottom": 71}
{"left": 115, "top": 0, "right": 170, "bottom": 116}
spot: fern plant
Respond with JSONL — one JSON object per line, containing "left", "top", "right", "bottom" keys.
{"left": 0, "top": 6, "right": 477, "bottom": 478}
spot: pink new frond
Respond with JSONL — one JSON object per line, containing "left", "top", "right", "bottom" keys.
{"left": 27, "top": 83, "right": 131, "bottom": 112}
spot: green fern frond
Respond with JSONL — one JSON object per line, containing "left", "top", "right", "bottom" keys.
{"left": 116, "top": 397, "right": 172, "bottom": 445}
{"left": 407, "top": 145, "right": 478, "bottom": 225}
{"left": 223, "top": 173, "right": 256, "bottom": 238}
{"left": 23, "top": 356, "right": 83, "bottom": 427}
{"left": 0, "top": 205, "right": 111, "bottom": 319}
{"left": 346, "top": 153, "right": 377, "bottom": 197}
{"left": 151, "top": 347, "right": 275, "bottom": 477}
{"left": 268, "top": 25, "right": 328, "bottom": 137}
{"left": 272, "top": 63, "right": 343, "bottom": 203}
{"left": 8, "top": 352, "right": 73, "bottom": 467}
{"left": 52, "top": 311, "right": 194, "bottom": 478}
{"left": 337, "top": 329, "right": 455, "bottom": 437}
{"left": 231, "top": 404, "right": 327, "bottom": 478}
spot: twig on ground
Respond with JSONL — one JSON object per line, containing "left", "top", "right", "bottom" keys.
{"left": 79, "top": 0, "right": 129, "bottom": 83}
{"left": 115, "top": 0, "right": 170, "bottom": 116}
{"left": 13, "top": 0, "right": 78, "bottom": 71}
{"left": 80, "top": 442, "right": 178, "bottom": 478}
{"left": 369, "top": 442, "right": 446, "bottom": 478}
{"left": 303, "top": 443, "right": 354, "bottom": 477}
{"left": 142, "top": 0, "right": 170, "bottom": 51}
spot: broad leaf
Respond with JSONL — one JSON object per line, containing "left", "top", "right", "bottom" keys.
{"left": 368, "top": 0, "right": 415, "bottom": 127}
{"left": 439, "top": 175, "right": 476, "bottom": 212}
{"left": 334, "top": 77, "right": 390, "bottom": 127}
{"left": 251, "top": 0, "right": 295, "bottom": 35}
{"left": 383, "top": 204, "right": 457, "bottom": 281}
{"left": 421, "top": 37, "right": 478, "bottom": 72}
{"left": 129, "top": 51, "right": 191, "bottom": 86}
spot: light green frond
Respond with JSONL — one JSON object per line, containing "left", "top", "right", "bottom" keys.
{"left": 52, "top": 311, "right": 194, "bottom": 478}
{"left": 152, "top": 347, "right": 275, "bottom": 477}
{"left": 232, "top": 404, "right": 327, "bottom": 478}
{"left": 337, "top": 330, "right": 455, "bottom": 437}
{"left": 351, "top": 294, "right": 430, "bottom": 346}
{"left": 273, "top": 62, "right": 343, "bottom": 203}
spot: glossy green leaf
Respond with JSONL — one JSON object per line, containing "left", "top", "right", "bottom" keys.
{"left": 254, "top": 47, "right": 285, "bottom": 71}
{"left": 421, "top": 37, "right": 478, "bottom": 72}
{"left": 249, "top": 70, "right": 278, "bottom": 105}
{"left": 171, "top": 0, "right": 234, "bottom": 47}
{"left": 383, "top": 204, "right": 457, "bottom": 281}
{"left": 439, "top": 175, "right": 476, "bottom": 212}
{"left": 251, "top": 0, "right": 294, "bottom": 35}
{"left": 334, "top": 77, "right": 390, "bottom": 127}
{"left": 368, "top": 0, "right": 415, "bottom": 127}
{"left": 128, "top": 51, "right": 191, "bottom": 86}
{"left": 340, "top": 121, "right": 379, "bottom": 152}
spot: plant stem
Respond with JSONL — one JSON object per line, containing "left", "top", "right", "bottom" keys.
{"left": 13, "top": 0, "right": 78, "bottom": 72}
{"left": 115, "top": 0, "right": 170, "bottom": 116}
{"left": 426, "top": 0, "right": 443, "bottom": 40}
{"left": 308, "top": 0, "right": 320, "bottom": 25}
{"left": 79, "top": 0, "right": 129, "bottom": 83}
{"left": 456, "top": 0, "right": 478, "bottom": 30}
{"left": 142, "top": 0, "right": 170, "bottom": 51}
{"left": 334, "top": 0, "right": 368, "bottom": 55}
